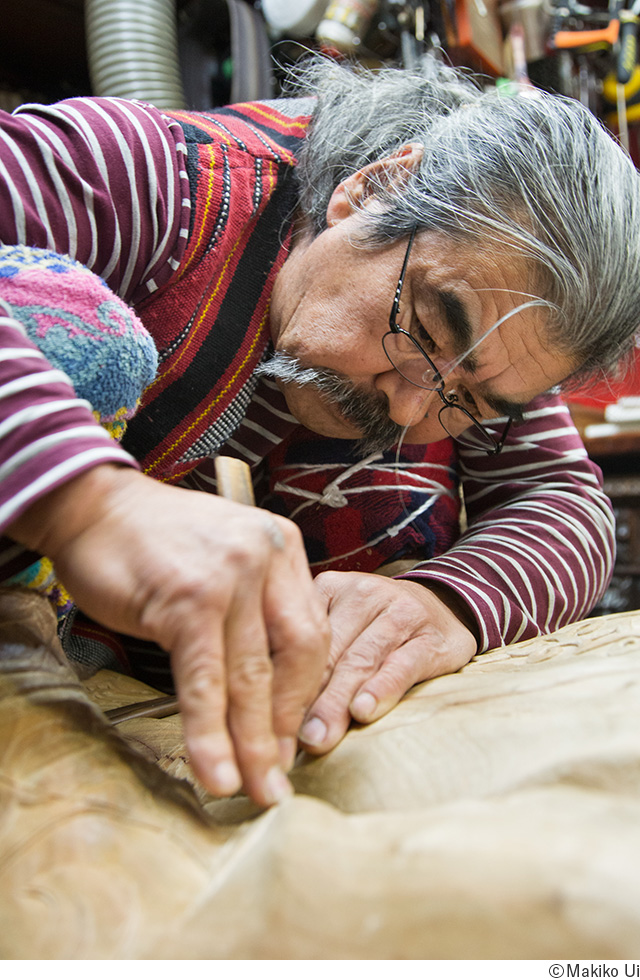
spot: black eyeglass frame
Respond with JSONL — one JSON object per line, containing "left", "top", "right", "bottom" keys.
{"left": 383, "top": 227, "right": 511, "bottom": 456}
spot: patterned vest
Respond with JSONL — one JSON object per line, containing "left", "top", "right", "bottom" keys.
{"left": 121, "top": 99, "right": 312, "bottom": 483}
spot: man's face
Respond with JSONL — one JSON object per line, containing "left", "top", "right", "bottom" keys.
{"left": 269, "top": 213, "right": 576, "bottom": 449}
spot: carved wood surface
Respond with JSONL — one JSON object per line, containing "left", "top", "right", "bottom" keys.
{"left": 2, "top": 589, "right": 640, "bottom": 958}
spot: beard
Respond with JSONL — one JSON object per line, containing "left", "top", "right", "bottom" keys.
{"left": 255, "top": 350, "right": 403, "bottom": 457}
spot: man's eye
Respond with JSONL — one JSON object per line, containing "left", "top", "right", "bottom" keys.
{"left": 451, "top": 386, "right": 481, "bottom": 418}
{"left": 411, "top": 317, "right": 437, "bottom": 354}
{"left": 463, "top": 390, "right": 480, "bottom": 414}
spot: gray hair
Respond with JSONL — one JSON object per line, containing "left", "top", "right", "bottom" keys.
{"left": 288, "top": 55, "right": 640, "bottom": 383}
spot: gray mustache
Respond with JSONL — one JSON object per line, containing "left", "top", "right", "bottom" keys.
{"left": 256, "top": 351, "right": 403, "bottom": 456}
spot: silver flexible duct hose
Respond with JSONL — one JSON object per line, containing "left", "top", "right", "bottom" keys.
{"left": 85, "top": 0, "right": 186, "bottom": 109}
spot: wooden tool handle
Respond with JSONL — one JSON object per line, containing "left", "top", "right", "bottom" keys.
{"left": 214, "top": 455, "right": 255, "bottom": 506}
{"left": 105, "top": 456, "right": 254, "bottom": 726}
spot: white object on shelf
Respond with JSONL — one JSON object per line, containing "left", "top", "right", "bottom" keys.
{"left": 605, "top": 396, "right": 640, "bottom": 424}
{"left": 261, "top": 0, "right": 328, "bottom": 37}
{"left": 316, "top": 0, "right": 379, "bottom": 51}
{"left": 584, "top": 421, "right": 640, "bottom": 439}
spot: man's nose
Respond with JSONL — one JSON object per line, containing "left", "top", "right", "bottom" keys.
{"left": 374, "top": 369, "right": 437, "bottom": 428}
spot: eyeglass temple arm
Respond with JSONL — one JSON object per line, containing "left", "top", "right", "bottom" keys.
{"left": 389, "top": 227, "right": 417, "bottom": 331}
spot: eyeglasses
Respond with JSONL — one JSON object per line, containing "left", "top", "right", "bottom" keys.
{"left": 382, "top": 228, "right": 511, "bottom": 455}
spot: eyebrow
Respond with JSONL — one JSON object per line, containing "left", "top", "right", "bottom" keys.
{"left": 424, "top": 283, "right": 536, "bottom": 423}
{"left": 438, "top": 291, "right": 477, "bottom": 370}
{"left": 436, "top": 290, "right": 527, "bottom": 421}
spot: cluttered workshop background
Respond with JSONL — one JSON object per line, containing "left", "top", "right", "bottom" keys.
{"left": 3, "top": 0, "right": 640, "bottom": 615}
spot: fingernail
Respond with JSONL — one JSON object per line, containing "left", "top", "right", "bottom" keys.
{"left": 278, "top": 736, "right": 298, "bottom": 773}
{"left": 350, "top": 691, "right": 377, "bottom": 721}
{"left": 263, "top": 765, "right": 293, "bottom": 806}
{"left": 299, "top": 716, "right": 327, "bottom": 746}
{"left": 211, "top": 760, "right": 242, "bottom": 796}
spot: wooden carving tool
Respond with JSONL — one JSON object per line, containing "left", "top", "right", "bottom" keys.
{"left": 104, "top": 456, "right": 255, "bottom": 725}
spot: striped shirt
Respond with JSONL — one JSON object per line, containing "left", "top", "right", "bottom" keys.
{"left": 0, "top": 96, "right": 615, "bottom": 654}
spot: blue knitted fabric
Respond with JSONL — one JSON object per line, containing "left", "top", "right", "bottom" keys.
{"left": 0, "top": 245, "right": 158, "bottom": 435}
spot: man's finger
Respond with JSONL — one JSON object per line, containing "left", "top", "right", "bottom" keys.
{"left": 298, "top": 625, "right": 391, "bottom": 753}
{"left": 264, "top": 523, "right": 332, "bottom": 744}
{"left": 169, "top": 625, "right": 242, "bottom": 797}
{"left": 350, "top": 635, "right": 474, "bottom": 724}
{"left": 224, "top": 596, "right": 293, "bottom": 807}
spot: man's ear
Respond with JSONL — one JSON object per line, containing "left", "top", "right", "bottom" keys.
{"left": 326, "top": 142, "right": 424, "bottom": 227}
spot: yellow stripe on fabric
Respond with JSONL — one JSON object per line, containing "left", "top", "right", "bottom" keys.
{"left": 145, "top": 310, "right": 269, "bottom": 479}
{"left": 144, "top": 182, "right": 242, "bottom": 399}
{"left": 149, "top": 161, "right": 281, "bottom": 476}
{"left": 233, "top": 102, "right": 309, "bottom": 134}
{"left": 266, "top": 157, "right": 276, "bottom": 196}
{"left": 168, "top": 110, "right": 234, "bottom": 146}
{"left": 179, "top": 142, "right": 217, "bottom": 278}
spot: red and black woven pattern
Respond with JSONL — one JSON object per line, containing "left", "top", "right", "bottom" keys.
{"left": 122, "top": 102, "right": 311, "bottom": 483}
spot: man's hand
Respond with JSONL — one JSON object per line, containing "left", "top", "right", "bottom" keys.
{"left": 8, "top": 464, "right": 330, "bottom": 807}
{"left": 299, "top": 571, "right": 478, "bottom": 753}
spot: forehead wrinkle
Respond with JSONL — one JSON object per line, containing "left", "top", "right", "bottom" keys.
{"left": 469, "top": 329, "right": 538, "bottom": 422}
{"left": 412, "top": 237, "right": 552, "bottom": 388}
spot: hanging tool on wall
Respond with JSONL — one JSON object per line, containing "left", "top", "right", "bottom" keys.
{"left": 615, "top": 0, "right": 640, "bottom": 150}
{"left": 551, "top": 13, "right": 620, "bottom": 52}
{"left": 594, "top": 0, "right": 640, "bottom": 154}
{"left": 552, "top": 2, "right": 615, "bottom": 109}
{"left": 618, "top": 0, "right": 640, "bottom": 81}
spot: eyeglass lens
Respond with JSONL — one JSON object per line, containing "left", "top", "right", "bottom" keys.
{"left": 382, "top": 330, "right": 441, "bottom": 390}
{"left": 382, "top": 331, "right": 509, "bottom": 451}
{"left": 384, "top": 229, "right": 510, "bottom": 455}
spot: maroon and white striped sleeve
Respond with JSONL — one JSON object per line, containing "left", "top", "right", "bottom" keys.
{"left": 0, "top": 96, "right": 190, "bottom": 304}
{"left": 0, "top": 308, "right": 138, "bottom": 534}
{"left": 402, "top": 394, "right": 615, "bottom": 651}
{"left": 0, "top": 96, "right": 190, "bottom": 544}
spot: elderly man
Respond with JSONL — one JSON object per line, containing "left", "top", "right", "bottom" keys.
{"left": 1, "top": 55, "right": 639, "bottom": 807}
